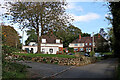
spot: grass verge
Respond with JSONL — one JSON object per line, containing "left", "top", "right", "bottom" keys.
{"left": 13, "top": 53, "right": 76, "bottom": 58}
{"left": 102, "top": 52, "right": 113, "bottom": 55}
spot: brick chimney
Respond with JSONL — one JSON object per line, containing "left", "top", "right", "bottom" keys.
{"left": 98, "top": 33, "right": 100, "bottom": 38}
{"left": 79, "top": 34, "right": 81, "bottom": 40}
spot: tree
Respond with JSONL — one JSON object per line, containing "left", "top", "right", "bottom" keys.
{"left": 25, "top": 29, "right": 37, "bottom": 45}
{"left": 94, "top": 33, "right": 110, "bottom": 52}
{"left": 108, "top": 2, "right": 120, "bottom": 56}
{"left": 107, "top": 27, "right": 114, "bottom": 51}
{"left": 99, "top": 28, "right": 107, "bottom": 39}
{"left": 81, "top": 33, "right": 91, "bottom": 37}
{"left": 2, "top": 25, "right": 21, "bottom": 48}
{"left": 55, "top": 25, "right": 82, "bottom": 47}
{"left": 4, "top": 1, "right": 71, "bottom": 53}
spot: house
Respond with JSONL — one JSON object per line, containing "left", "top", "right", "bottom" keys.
{"left": 69, "top": 34, "right": 109, "bottom": 53}
{"left": 22, "top": 32, "right": 63, "bottom": 54}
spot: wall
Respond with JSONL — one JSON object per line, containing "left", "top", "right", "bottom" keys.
{"left": 22, "top": 46, "right": 37, "bottom": 53}
{"left": 7, "top": 54, "right": 97, "bottom": 66}
{"left": 69, "top": 43, "right": 84, "bottom": 47}
{"left": 22, "top": 43, "right": 63, "bottom": 54}
{"left": 41, "top": 47, "right": 59, "bottom": 54}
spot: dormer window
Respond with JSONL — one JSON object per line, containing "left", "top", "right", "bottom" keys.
{"left": 56, "top": 39, "right": 60, "bottom": 43}
{"left": 42, "top": 39, "right": 46, "bottom": 43}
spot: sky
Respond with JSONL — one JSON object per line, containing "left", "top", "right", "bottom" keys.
{"left": 0, "top": 1, "right": 112, "bottom": 44}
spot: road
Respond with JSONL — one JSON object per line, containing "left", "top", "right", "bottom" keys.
{"left": 18, "top": 58, "right": 118, "bottom": 79}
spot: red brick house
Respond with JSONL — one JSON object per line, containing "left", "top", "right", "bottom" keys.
{"left": 69, "top": 34, "right": 108, "bottom": 53}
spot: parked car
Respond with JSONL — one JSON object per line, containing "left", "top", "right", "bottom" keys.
{"left": 67, "top": 53, "right": 74, "bottom": 55}
{"left": 84, "top": 53, "right": 90, "bottom": 57}
{"left": 94, "top": 53, "right": 101, "bottom": 57}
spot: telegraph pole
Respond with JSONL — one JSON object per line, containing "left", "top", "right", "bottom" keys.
{"left": 22, "top": 30, "right": 24, "bottom": 50}
{"left": 92, "top": 32, "right": 94, "bottom": 52}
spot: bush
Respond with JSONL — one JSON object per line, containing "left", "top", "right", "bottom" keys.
{"left": 2, "top": 61, "right": 28, "bottom": 79}
{"left": 68, "top": 47, "right": 74, "bottom": 53}
{"left": 2, "top": 45, "right": 20, "bottom": 54}
{"left": 90, "top": 51, "right": 95, "bottom": 57}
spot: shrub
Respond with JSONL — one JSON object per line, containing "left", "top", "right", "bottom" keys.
{"left": 2, "top": 45, "right": 20, "bottom": 54}
{"left": 90, "top": 51, "right": 95, "bottom": 57}
{"left": 68, "top": 47, "right": 74, "bottom": 53}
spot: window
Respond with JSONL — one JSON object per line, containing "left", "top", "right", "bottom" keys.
{"left": 86, "top": 48, "right": 88, "bottom": 52}
{"left": 56, "top": 39, "right": 60, "bottom": 43}
{"left": 86, "top": 43, "right": 88, "bottom": 45}
{"left": 30, "top": 48, "right": 33, "bottom": 53}
{"left": 42, "top": 48, "right": 45, "bottom": 53}
{"left": 74, "top": 48, "right": 78, "bottom": 51}
{"left": 80, "top": 48, "right": 83, "bottom": 51}
{"left": 80, "top": 43, "right": 83, "bottom": 46}
{"left": 74, "top": 44, "right": 78, "bottom": 46}
{"left": 49, "top": 49, "right": 53, "bottom": 53}
{"left": 32, "top": 44, "right": 36, "bottom": 46}
{"left": 89, "top": 48, "right": 91, "bottom": 52}
{"left": 89, "top": 43, "right": 92, "bottom": 45}
{"left": 42, "top": 39, "right": 46, "bottom": 43}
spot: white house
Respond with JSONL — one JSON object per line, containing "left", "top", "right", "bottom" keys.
{"left": 22, "top": 33, "right": 63, "bottom": 54}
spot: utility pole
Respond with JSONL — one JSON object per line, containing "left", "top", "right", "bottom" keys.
{"left": 92, "top": 32, "right": 94, "bottom": 52}
{"left": 22, "top": 30, "right": 24, "bottom": 50}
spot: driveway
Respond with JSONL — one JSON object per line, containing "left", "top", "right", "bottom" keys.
{"left": 18, "top": 61, "right": 72, "bottom": 78}
{"left": 18, "top": 58, "right": 118, "bottom": 79}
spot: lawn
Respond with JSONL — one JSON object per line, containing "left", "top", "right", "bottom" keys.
{"left": 102, "top": 52, "right": 113, "bottom": 55}
{"left": 13, "top": 53, "right": 76, "bottom": 58}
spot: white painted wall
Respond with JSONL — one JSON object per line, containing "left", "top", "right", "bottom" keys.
{"left": 29, "top": 42, "right": 37, "bottom": 46}
{"left": 41, "top": 47, "right": 59, "bottom": 54}
{"left": 22, "top": 43, "right": 63, "bottom": 54}
{"left": 41, "top": 44, "right": 63, "bottom": 47}
{"left": 22, "top": 46, "right": 37, "bottom": 54}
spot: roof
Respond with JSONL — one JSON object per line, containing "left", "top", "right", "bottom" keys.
{"left": 41, "top": 32, "right": 62, "bottom": 44}
{"left": 71, "top": 36, "right": 107, "bottom": 43}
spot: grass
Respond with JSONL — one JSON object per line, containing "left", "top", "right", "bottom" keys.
{"left": 96, "top": 57, "right": 104, "bottom": 61}
{"left": 102, "top": 52, "right": 113, "bottom": 55}
{"left": 13, "top": 53, "right": 76, "bottom": 58}
{"left": 2, "top": 61, "right": 28, "bottom": 79}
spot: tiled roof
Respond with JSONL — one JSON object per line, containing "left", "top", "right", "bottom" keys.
{"left": 71, "top": 36, "right": 107, "bottom": 43}
{"left": 41, "top": 33, "right": 62, "bottom": 44}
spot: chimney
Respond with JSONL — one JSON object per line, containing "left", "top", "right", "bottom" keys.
{"left": 98, "top": 33, "right": 100, "bottom": 38}
{"left": 51, "top": 31, "right": 53, "bottom": 34}
{"left": 79, "top": 34, "right": 81, "bottom": 40}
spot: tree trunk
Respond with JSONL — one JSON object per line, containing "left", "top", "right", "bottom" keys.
{"left": 37, "top": 28, "right": 41, "bottom": 53}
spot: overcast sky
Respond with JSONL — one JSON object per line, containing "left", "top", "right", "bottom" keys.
{"left": 0, "top": 0, "right": 111, "bottom": 44}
